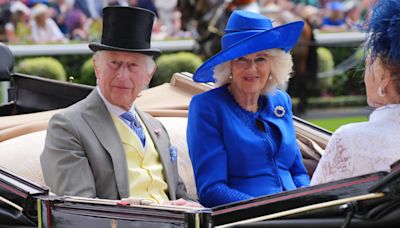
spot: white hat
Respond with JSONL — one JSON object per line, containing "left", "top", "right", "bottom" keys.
{"left": 31, "top": 3, "right": 48, "bottom": 18}
{"left": 10, "top": 1, "right": 30, "bottom": 15}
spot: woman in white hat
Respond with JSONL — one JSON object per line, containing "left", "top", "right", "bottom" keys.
{"left": 30, "top": 3, "right": 65, "bottom": 43}
{"left": 187, "top": 10, "right": 310, "bottom": 207}
{"left": 5, "top": 1, "right": 31, "bottom": 43}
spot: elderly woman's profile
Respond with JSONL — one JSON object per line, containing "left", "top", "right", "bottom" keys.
{"left": 187, "top": 10, "right": 310, "bottom": 208}
{"left": 311, "top": 0, "right": 400, "bottom": 185}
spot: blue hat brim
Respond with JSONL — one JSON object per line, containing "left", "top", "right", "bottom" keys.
{"left": 193, "top": 21, "right": 304, "bottom": 83}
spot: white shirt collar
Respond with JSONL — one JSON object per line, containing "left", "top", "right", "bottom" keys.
{"left": 370, "top": 104, "right": 400, "bottom": 124}
{"left": 96, "top": 86, "right": 136, "bottom": 117}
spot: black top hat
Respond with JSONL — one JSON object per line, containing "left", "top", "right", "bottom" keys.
{"left": 89, "top": 6, "right": 161, "bottom": 57}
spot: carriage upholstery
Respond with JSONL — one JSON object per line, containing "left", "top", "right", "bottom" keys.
{"left": 0, "top": 115, "right": 199, "bottom": 200}
{"left": 0, "top": 59, "right": 325, "bottom": 201}
{"left": 0, "top": 42, "right": 13, "bottom": 82}
{"left": 0, "top": 112, "right": 324, "bottom": 201}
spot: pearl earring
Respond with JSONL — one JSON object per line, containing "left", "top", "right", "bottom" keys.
{"left": 228, "top": 75, "right": 233, "bottom": 80}
{"left": 268, "top": 75, "right": 272, "bottom": 80}
{"left": 377, "top": 86, "right": 386, "bottom": 97}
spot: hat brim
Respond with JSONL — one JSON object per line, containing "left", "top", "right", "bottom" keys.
{"left": 193, "top": 21, "right": 304, "bottom": 83}
{"left": 89, "top": 43, "right": 161, "bottom": 58}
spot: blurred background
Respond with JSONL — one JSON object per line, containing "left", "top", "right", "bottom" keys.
{"left": 0, "top": 0, "right": 378, "bottom": 131}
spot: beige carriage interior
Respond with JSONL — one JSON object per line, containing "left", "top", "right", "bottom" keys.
{"left": 0, "top": 72, "right": 330, "bottom": 200}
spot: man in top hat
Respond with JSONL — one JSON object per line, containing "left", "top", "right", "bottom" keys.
{"left": 41, "top": 6, "right": 199, "bottom": 207}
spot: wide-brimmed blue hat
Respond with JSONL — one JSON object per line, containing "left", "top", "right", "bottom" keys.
{"left": 193, "top": 10, "right": 304, "bottom": 83}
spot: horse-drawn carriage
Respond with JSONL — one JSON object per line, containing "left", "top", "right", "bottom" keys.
{"left": 0, "top": 43, "right": 399, "bottom": 227}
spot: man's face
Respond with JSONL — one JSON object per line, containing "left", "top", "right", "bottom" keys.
{"left": 93, "top": 51, "right": 155, "bottom": 110}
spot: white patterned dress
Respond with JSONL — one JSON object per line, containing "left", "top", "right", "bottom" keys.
{"left": 311, "top": 105, "right": 400, "bottom": 185}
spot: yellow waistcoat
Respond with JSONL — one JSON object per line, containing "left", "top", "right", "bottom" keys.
{"left": 111, "top": 114, "right": 169, "bottom": 204}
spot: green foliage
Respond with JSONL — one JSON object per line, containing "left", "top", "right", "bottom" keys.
{"left": 308, "top": 116, "right": 368, "bottom": 132}
{"left": 306, "top": 95, "right": 367, "bottom": 109}
{"left": 80, "top": 57, "right": 96, "bottom": 85}
{"left": 150, "top": 52, "right": 203, "bottom": 87}
{"left": 328, "top": 46, "right": 359, "bottom": 67}
{"left": 317, "top": 47, "right": 335, "bottom": 94}
{"left": 292, "top": 95, "right": 367, "bottom": 110}
{"left": 322, "top": 47, "right": 365, "bottom": 96}
{"left": 317, "top": 47, "right": 334, "bottom": 73}
{"left": 328, "top": 70, "right": 364, "bottom": 96}
{"left": 56, "top": 54, "right": 92, "bottom": 83}
{"left": 16, "top": 57, "right": 66, "bottom": 81}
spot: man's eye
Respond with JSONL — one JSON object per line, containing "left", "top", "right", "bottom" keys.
{"left": 110, "top": 61, "right": 121, "bottom": 68}
{"left": 128, "top": 63, "right": 137, "bottom": 68}
{"left": 127, "top": 63, "right": 138, "bottom": 71}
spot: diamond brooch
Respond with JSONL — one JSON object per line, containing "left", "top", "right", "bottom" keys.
{"left": 274, "top": 106, "right": 285, "bottom": 117}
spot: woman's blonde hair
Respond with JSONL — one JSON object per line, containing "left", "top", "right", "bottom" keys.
{"left": 213, "top": 49, "right": 293, "bottom": 94}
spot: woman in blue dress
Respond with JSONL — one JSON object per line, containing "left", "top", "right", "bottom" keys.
{"left": 187, "top": 10, "right": 310, "bottom": 208}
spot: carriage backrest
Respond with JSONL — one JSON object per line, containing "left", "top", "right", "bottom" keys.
{"left": 0, "top": 43, "right": 13, "bottom": 81}
{"left": 0, "top": 116, "right": 199, "bottom": 200}
{"left": 0, "top": 73, "right": 327, "bottom": 200}
{"left": 9, "top": 74, "right": 93, "bottom": 114}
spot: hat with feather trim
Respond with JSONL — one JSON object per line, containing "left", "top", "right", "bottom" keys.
{"left": 193, "top": 10, "right": 304, "bottom": 83}
{"left": 366, "top": 0, "right": 400, "bottom": 67}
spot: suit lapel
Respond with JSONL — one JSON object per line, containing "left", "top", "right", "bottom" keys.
{"left": 136, "top": 108, "right": 176, "bottom": 199}
{"left": 81, "top": 90, "right": 129, "bottom": 198}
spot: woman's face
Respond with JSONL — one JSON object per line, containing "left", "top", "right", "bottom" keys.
{"left": 364, "top": 56, "right": 386, "bottom": 107}
{"left": 230, "top": 51, "right": 271, "bottom": 96}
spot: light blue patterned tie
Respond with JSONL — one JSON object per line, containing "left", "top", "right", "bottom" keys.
{"left": 120, "top": 112, "right": 146, "bottom": 147}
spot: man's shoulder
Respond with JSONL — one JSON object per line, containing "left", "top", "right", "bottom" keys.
{"left": 59, "top": 98, "right": 87, "bottom": 115}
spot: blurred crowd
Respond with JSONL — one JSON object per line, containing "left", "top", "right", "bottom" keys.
{"left": 257, "top": 0, "right": 376, "bottom": 32}
{"left": 0, "top": 0, "right": 190, "bottom": 44}
{"left": 0, "top": 0, "right": 376, "bottom": 44}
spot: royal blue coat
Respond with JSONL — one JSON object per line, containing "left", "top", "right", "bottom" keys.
{"left": 187, "top": 86, "right": 310, "bottom": 207}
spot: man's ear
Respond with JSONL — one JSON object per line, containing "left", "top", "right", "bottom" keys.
{"left": 146, "top": 65, "right": 157, "bottom": 84}
{"left": 93, "top": 55, "right": 100, "bottom": 79}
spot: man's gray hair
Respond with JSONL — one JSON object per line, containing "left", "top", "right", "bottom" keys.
{"left": 213, "top": 49, "right": 293, "bottom": 94}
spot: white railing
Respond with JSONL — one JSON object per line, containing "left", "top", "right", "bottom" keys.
{"left": 314, "top": 31, "right": 366, "bottom": 46}
{"left": 8, "top": 39, "right": 196, "bottom": 56}
{"left": 7, "top": 32, "right": 366, "bottom": 57}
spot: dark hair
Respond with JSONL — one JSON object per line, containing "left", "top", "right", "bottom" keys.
{"left": 366, "top": 0, "right": 400, "bottom": 95}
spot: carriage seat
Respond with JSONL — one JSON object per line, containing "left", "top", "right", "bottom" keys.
{"left": 0, "top": 111, "right": 323, "bottom": 201}
{"left": 0, "top": 116, "right": 199, "bottom": 200}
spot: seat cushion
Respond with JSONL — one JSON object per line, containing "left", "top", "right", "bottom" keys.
{"left": 0, "top": 117, "right": 199, "bottom": 201}
{"left": 156, "top": 117, "right": 198, "bottom": 200}
{"left": 0, "top": 130, "right": 46, "bottom": 186}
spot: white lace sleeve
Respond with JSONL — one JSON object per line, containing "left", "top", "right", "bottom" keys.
{"left": 310, "top": 129, "right": 353, "bottom": 185}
